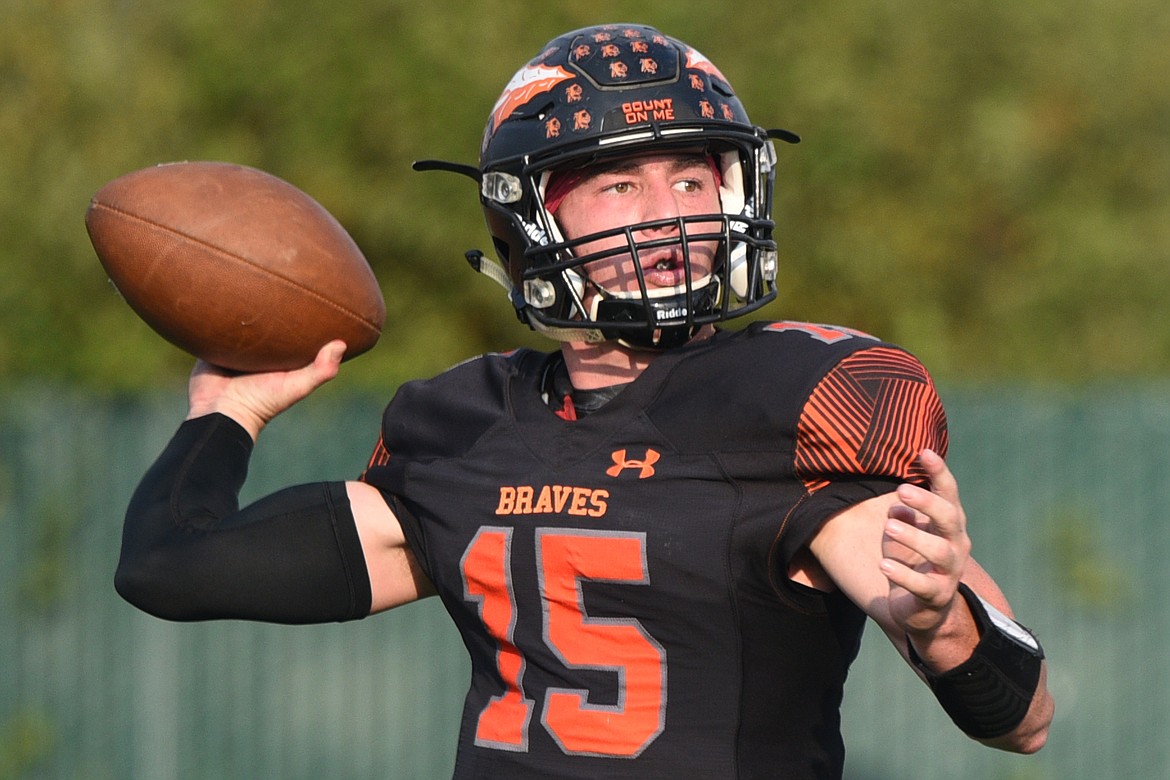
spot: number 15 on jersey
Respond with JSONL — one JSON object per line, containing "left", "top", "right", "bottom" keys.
{"left": 461, "top": 526, "right": 667, "bottom": 758}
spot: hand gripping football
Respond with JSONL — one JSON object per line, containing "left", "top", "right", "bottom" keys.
{"left": 85, "top": 161, "right": 385, "bottom": 372}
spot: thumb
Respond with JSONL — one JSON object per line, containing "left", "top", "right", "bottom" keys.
{"left": 302, "top": 340, "right": 347, "bottom": 387}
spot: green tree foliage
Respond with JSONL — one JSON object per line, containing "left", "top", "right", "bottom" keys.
{"left": 1, "top": 0, "right": 1166, "bottom": 389}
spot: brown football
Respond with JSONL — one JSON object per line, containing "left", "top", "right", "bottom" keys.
{"left": 85, "top": 161, "right": 384, "bottom": 372}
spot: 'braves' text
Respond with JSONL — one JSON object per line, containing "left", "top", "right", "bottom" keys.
{"left": 495, "top": 485, "right": 609, "bottom": 517}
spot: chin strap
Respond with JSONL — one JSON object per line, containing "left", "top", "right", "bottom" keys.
{"left": 462, "top": 249, "right": 609, "bottom": 344}
{"left": 464, "top": 248, "right": 515, "bottom": 297}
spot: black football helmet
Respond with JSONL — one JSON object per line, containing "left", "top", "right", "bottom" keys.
{"left": 415, "top": 23, "right": 798, "bottom": 348}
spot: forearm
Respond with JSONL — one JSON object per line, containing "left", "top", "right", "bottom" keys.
{"left": 905, "top": 582, "right": 1051, "bottom": 753}
{"left": 115, "top": 413, "right": 372, "bottom": 624}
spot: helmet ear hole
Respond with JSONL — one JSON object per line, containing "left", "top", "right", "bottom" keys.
{"left": 491, "top": 236, "right": 511, "bottom": 263}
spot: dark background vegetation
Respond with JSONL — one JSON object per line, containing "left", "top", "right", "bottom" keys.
{"left": 2, "top": 3, "right": 1167, "bottom": 777}
{"left": 2, "top": 0, "right": 1166, "bottom": 391}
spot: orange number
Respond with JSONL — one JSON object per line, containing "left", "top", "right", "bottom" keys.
{"left": 461, "top": 528, "right": 666, "bottom": 758}
{"left": 461, "top": 527, "right": 534, "bottom": 751}
{"left": 537, "top": 530, "right": 665, "bottom": 756}
{"left": 764, "top": 320, "right": 875, "bottom": 343}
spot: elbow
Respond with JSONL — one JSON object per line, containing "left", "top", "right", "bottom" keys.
{"left": 1017, "top": 728, "right": 1050, "bottom": 755}
{"left": 981, "top": 722, "right": 1049, "bottom": 755}
{"left": 1011, "top": 702, "right": 1054, "bottom": 755}
{"left": 113, "top": 561, "right": 155, "bottom": 616}
{"left": 1012, "top": 672, "right": 1056, "bottom": 754}
{"left": 114, "top": 553, "right": 202, "bottom": 622}
{"left": 981, "top": 686, "right": 1055, "bottom": 755}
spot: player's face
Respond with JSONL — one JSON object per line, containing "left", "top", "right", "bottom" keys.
{"left": 553, "top": 153, "right": 723, "bottom": 296}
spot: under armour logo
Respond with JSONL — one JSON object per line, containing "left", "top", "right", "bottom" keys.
{"left": 606, "top": 448, "right": 660, "bottom": 479}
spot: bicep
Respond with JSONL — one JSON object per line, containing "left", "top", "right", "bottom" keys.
{"left": 346, "top": 480, "right": 435, "bottom": 612}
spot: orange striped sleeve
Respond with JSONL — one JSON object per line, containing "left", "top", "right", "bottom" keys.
{"left": 361, "top": 434, "right": 392, "bottom": 478}
{"left": 794, "top": 347, "right": 948, "bottom": 492}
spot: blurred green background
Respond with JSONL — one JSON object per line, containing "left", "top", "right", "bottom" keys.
{"left": 3, "top": 0, "right": 1167, "bottom": 390}
{"left": 2, "top": 0, "right": 1169, "bottom": 778}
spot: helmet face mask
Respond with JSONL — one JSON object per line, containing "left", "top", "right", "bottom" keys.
{"left": 520, "top": 207, "right": 777, "bottom": 349}
{"left": 435, "top": 23, "right": 797, "bottom": 349}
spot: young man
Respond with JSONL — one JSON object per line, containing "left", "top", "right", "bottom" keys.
{"left": 117, "top": 23, "right": 1053, "bottom": 779}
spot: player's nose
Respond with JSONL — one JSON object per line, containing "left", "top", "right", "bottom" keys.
{"left": 635, "top": 178, "right": 683, "bottom": 231}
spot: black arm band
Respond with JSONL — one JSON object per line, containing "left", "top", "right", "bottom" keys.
{"left": 909, "top": 583, "right": 1045, "bottom": 739}
{"left": 115, "top": 413, "right": 373, "bottom": 624}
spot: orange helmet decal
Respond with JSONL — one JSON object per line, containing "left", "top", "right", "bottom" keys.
{"left": 684, "top": 48, "right": 729, "bottom": 84}
{"left": 489, "top": 63, "right": 575, "bottom": 132}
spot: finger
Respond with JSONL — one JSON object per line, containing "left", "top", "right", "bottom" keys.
{"left": 883, "top": 515, "right": 956, "bottom": 572}
{"left": 880, "top": 556, "right": 943, "bottom": 598}
{"left": 888, "top": 501, "right": 929, "bottom": 531}
{"left": 895, "top": 481, "right": 966, "bottom": 540}
{"left": 189, "top": 357, "right": 230, "bottom": 383}
{"left": 285, "top": 340, "right": 347, "bottom": 397}
{"left": 918, "top": 448, "right": 959, "bottom": 503}
{"left": 311, "top": 340, "right": 347, "bottom": 377}
{"left": 882, "top": 504, "right": 930, "bottom": 568}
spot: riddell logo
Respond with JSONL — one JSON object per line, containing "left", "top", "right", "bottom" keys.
{"left": 606, "top": 448, "right": 660, "bottom": 479}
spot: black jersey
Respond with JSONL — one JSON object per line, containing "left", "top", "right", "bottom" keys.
{"left": 362, "top": 321, "right": 948, "bottom": 780}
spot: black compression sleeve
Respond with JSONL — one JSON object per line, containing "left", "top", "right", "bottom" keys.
{"left": 115, "top": 413, "right": 373, "bottom": 624}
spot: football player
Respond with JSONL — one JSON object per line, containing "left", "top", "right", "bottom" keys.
{"left": 117, "top": 23, "right": 1053, "bottom": 779}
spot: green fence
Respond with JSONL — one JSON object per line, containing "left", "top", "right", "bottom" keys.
{"left": 2, "top": 383, "right": 1168, "bottom": 779}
